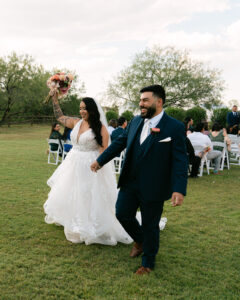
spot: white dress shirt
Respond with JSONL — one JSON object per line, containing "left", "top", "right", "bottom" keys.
{"left": 141, "top": 110, "right": 164, "bottom": 140}
{"left": 188, "top": 132, "right": 212, "bottom": 155}
{"left": 107, "top": 126, "right": 115, "bottom": 135}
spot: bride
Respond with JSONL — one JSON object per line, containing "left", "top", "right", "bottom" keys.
{"left": 44, "top": 93, "right": 132, "bottom": 245}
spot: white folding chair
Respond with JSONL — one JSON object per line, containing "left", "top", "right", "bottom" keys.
{"left": 211, "top": 141, "right": 230, "bottom": 170}
{"left": 230, "top": 145, "right": 240, "bottom": 166}
{"left": 228, "top": 135, "right": 240, "bottom": 166}
{"left": 228, "top": 134, "right": 239, "bottom": 144}
{"left": 47, "top": 139, "right": 63, "bottom": 165}
{"left": 199, "top": 153, "right": 210, "bottom": 176}
{"left": 113, "top": 150, "right": 125, "bottom": 174}
{"left": 192, "top": 145, "right": 210, "bottom": 177}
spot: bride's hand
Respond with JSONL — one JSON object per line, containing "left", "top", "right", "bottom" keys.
{"left": 44, "top": 89, "right": 58, "bottom": 104}
{"left": 91, "top": 161, "right": 101, "bottom": 172}
{"left": 49, "top": 89, "right": 58, "bottom": 100}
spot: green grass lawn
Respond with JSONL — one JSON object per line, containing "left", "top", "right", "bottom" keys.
{"left": 0, "top": 124, "right": 239, "bottom": 300}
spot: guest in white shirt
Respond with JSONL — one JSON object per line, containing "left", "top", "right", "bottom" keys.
{"left": 188, "top": 122, "right": 222, "bottom": 174}
{"left": 107, "top": 119, "right": 117, "bottom": 135}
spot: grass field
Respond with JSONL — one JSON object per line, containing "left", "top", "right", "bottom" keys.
{"left": 0, "top": 124, "right": 239, "bottom": 299}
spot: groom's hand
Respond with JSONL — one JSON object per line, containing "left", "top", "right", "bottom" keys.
{"left": 91, "top": 161, "right": 101, "bottom": 172}
{"left": 171, "top": 192, "right": 184, "bottom": 207}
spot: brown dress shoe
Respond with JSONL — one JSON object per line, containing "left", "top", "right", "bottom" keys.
{"left": 135, "top": 266, "right": 152, "bottom": 275}
{"left": 130, "top": 242, "right": 143, "bottom": 258}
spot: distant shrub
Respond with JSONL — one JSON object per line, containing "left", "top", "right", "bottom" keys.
{"left": 106, "top": 110, "right": 118, "bottom": 123}
{"left": 211, "top": 108, "right": 230, "bottom": 128}
{"left": 185, "top": 107, "right": 207, "bottom": 125}
{"left": 121, "top": 110, "right": 134, "bottom": 121}
{"left": 165, "top": 107, "right": 186, "bottom": 121}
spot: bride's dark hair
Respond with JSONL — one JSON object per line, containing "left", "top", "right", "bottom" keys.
{"left": 81, "top": 97, "right": 103, "bottom": 147}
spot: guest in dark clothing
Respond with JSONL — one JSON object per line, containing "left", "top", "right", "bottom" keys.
{"left": 227, "top": 105, "right": 240, "bottom": 128}
{"left": 49, "top": 122, "right": 63, "bottom": 153}
{"left": 62, "top": 127, "right": 72, "bottom": 153}
{"left": 184, "top": 121, "right": 201, "bottom": 178}
{"left": 111, "top": 117, "right": 128, "bottom": 142}
{"left": 184, "top": 116, "right": 194, "bottom": 134}
{"left": 186, "top": 137, "right": 201, "bottom": 177}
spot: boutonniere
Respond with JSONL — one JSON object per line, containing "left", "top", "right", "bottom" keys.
{"left": 150, "top": 128, "right": 160, "bottom": 134}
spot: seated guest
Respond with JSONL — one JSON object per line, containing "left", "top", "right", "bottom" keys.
{"left": 184, "top": 116, "right": 194, "bottom": 134}
{"left": 184, "top": 122, "right": 201, "bottom": 178}
{"left": 111, "top": 117, "right": 128, "bottom": 142}
{"left": 203, "top": 121, "right": 209, "bottom": 135}
{"left": 188, "top": 122, "right": 222, "bottom": 175}
{"left": 209, "top": 123, "right": 231, "bottom": 152}
{"left": 62, "top": 127, "right": 73, "bottom": 153}
{"left": 107, "top": 119, "right": 117, "bottom": 135}
{"left": 49, "top": 122, "right": 63, "bottom": 153}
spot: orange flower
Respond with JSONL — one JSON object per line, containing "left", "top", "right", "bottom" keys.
{"left": 51, "top": 74, "right": 60, "bottom": 81}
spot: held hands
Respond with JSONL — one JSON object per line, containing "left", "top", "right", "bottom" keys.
{"left": 171, "top": 192, "right": 184, "bottom": 207}
{"left": 91, "top": 161, "right": 101, "bottom": 172}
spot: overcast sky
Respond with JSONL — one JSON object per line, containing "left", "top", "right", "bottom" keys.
{"left": 1, "top": 0, "right": 240, "bottom": 106}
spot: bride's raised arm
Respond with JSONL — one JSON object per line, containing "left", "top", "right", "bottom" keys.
{"left": 51, "top": 92, "right": 80, "bottom": 129}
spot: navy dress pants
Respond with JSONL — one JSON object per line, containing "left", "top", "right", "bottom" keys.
{"left": 115, "top": 180, "right": 164, "bottom": 269}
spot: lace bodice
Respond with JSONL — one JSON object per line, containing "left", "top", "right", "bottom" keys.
{"left": 70, "top": 120, "right": 99, "bottom": 152}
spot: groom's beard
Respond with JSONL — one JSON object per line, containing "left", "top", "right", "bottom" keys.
{"left": 140, "top": 105, "right": 156, "bottom": 119}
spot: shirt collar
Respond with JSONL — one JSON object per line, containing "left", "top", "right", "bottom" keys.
{"left": 145, "top": 110, "right": 164, "bottom": 128}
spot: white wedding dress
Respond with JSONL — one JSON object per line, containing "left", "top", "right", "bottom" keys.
{"left": 44, "top": 120, "right": 132, "bottom": 245}
{"left": 44, "top": 120, "right": 167, "bottom": 245}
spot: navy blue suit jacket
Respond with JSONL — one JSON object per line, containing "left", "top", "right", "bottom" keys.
{"left": 97, "top": 113, "right": 188, "bottom": 202}
{"left": 227, "top": 112, "right": 240, "bottom": 126}
{"left": 111, "top": 127, "right": 125, "bottom": 142}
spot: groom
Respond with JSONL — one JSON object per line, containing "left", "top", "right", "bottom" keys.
{"left": 91, "top": 85, "right": 188, "bottom": 274}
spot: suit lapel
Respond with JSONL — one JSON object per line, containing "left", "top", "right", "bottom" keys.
{"left": 127, "top": 118, "right": 144, "bottom": 149}
{"left": 141, "top": 112, "right": 169, "bottom": 159}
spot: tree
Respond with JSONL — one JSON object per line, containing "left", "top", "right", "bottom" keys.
{"left": 185, "top": 106, "right": 207, "bottom": 125}
{"left": 0, "top": 53, "right": 49, "bottom": 123}
{"left": 164, "top": 107, "right": 185, "bottom": 121}
{"left": 228, "top": 99, "right": 240, "bottom": 109}
{"left": 121, "top": 110, "right": 134, "bottom": 121}
{"left": 107, "top": 46, "right": 224, "bottom": 110}
{"left": 211, "top": 108, "right": 229, "bottom": 128}
{"left": 106, "top": 110, "right": 118, "bottom": 123}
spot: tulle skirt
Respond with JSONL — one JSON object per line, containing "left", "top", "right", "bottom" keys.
{"left": 44, "top": 148, "right": 132, "bottom": 245}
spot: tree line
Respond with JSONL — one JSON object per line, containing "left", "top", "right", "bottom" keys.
{"left": 0, "top": 47, "right": 230, "bottom": 125}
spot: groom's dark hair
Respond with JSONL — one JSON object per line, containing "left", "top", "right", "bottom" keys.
{"left": 140, "top": 85, "right": 166, "bottom": 104}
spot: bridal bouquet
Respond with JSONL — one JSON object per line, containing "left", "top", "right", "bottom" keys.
{"left": 45, "top": 72, "right": 74, "bottom": 103}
